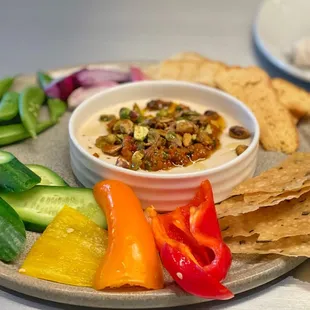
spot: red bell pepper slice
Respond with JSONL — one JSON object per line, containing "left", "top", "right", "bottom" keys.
{"left": 161, "top": 244, "right": 233, "bottom": 300}
{"left": 147, "top": 180, "right": 233, "bottom": 300}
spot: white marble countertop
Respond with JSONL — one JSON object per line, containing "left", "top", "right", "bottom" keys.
{"left": 0, "top": 0, "right": 310, "bottom": 309}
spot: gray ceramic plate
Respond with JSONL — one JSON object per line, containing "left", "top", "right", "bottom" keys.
{"left": 0, "top": 62, "right": 307, "bottom": 308}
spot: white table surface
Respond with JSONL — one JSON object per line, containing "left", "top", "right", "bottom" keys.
{"left": 0, "top": 0, "right": 310, "bottom": 309}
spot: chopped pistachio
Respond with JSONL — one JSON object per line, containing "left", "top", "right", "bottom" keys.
{"left": 99, "top": 114, "right": 116, "bottom": 122}
{"left": 134, "top": 125, "right": 149, "bottom": 141}
{"left": 113, "top": 119, "right": 134, "bottom": 135}
{"left": 131, "top": 151, "right": 144, "bottom": 170}
{"left": 175, "top": 120, "right": 196, "bottom": 134}
{"left": 133, "top": 103, "right": 143, "bottom": 115}
{"left": 116, "top": 156, "right": 130, "bottom": 169}
{"left": 235, "top": 144, "right": 248, "bottom": 156}
{"left": 183, "top": 133, "right": 192, "bottom": 147}
{"left": 95, "top": 134, "right": 119, "bottom": 148}
{"left": 156, "top": 109, "right": 169, "bottom": 117}
{"left": 119, "top": 107, "right": 131, "bottom": 119}
{"left": 206, "top": 124, "right": 213, "bottom": 135}
{"left": 166, "top": 131, "right": 182, "bottom": 147}
{"left": 147, "top": 129, "right": 160, "bottom": 144}
{"left": 101, "top": 144, "right": 122, "bottom": 156}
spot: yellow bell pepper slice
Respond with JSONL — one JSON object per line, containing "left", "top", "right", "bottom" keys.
{"left": 19, "top": 205, "right": 108, "bottom": 287}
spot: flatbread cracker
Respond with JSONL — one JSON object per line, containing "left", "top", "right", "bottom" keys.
{"left": 232, "top": 153, "right": 310, "bottom": 196}
{"left": 217, "top": 185, "right": 310, "bottom": 217}
{"left": 243, "top": 180, "right": 310, "bottom": 204}
{"left": 215, "top": 66, "right": 299, "bottom": 153}
{"left": 272, "top": 78, "right": 310, "bottom": 119}
{"left": 220, "top": 192, "right": 310, "bottom": 241}
{"left": 225, "top": 234, "right": 310, "bottom": 257}
{"left": 143, "top": 55, "right": 226, "bottom": 87}
{"left": 168, "top": 51, "right": 206, "bottom": 61}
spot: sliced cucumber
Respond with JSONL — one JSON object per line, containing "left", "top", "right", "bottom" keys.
{"left": 26, "top": 164, "right": 68, "bottom": 187}
{"left": 0, "top": 186, "right": 107, "bottom": 232}
{"left": 0, "top": 197, "right": 26, "bottom": 262}
{"left": 0, "top": 151, "right": 41, "bottom": 192}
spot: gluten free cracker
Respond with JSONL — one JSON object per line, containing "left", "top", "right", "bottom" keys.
{"left": 220, "top": 192, "right": 310, "bottom": 241}
{"left": 215, "top": 66, "right": 299, "bottom": 153}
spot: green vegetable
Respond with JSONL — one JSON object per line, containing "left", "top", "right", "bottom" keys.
{"left": 36, "top": 71, "right": 53, "bottom": 89}
{"left": 0, "top": 197, "right": 26, "bottom": 262}
{"left": 0, "top": 186, "right": 107, "bottom": 232}
{"left": 19, "top": 86, "right": 45, "bottom": 138}
{"left": 0, "top": 92, "right": 19, "bottom": 122}
{"left": 47, "top": 98, "right": 67, "bottom": 123}
{"left": 0, "top": 120, "right": 54, "bottom": 146}
{"left": 0, "top": 77, "right": 14, "bottom": 100}
{"left": 0, "top": 150, "right": 41, "bottom": 192}
{"left": 26, "top": 164, "right": 68, "bottom": 186}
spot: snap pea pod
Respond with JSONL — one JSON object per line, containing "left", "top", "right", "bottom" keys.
{"left": 19, "top": 86, "right": 45, "bottom": 138}
{"left": 0, "top": 77, "right": 14, "bottom": 100}
{"left": 0, "top": 121, "right": 54, "bottom": 146}
{"left": 47, "top": 98, "right": 67, "bottom": 123}
{"left": 37, "top": 71, "right": 53, "bottom": 89}
{"left": 0, "top": 92, "right": 19, "bottom": 122}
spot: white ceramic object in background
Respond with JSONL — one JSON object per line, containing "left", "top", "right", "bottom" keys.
{"left": 69, "top": 81, "right": 259, "bottom": 211}
{"left": 254, "top": 0, "right": 310, "bottom": 81}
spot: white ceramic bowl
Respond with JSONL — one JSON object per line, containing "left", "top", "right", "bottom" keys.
{"left": 69, "top": 81, "right": 259, "bottom": 211}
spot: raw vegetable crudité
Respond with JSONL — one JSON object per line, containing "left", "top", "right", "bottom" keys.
{"left": 0, "top": 197, "right": 26, "bottom": 263}
{"left": 0, "top": 66, "right": 146, "bottom": 147}
{"left": 36, "top": 71, "right": 53, "bottom": 89}
{"left": 26, "top": 164, "right": 68, "bottom": 186}
{"left": 0, "top": 77, "right": 14, "bottom": 99}
{"left": 47, "top": 98, "right": 67, "bottom": 123}
{"left": 146, "top": 180, "right": 233, "bottom": 300}
{"left": 93, "top": 180, "right": 164, "bottom": 290}
{"left": 20, "top": 206, "right": 108, "bottom": 287}
{"left": 0, "top": 120, "right": 54, "bottom": 146}
{"left": 18, "top": 86, "right": 45, "bottom": 138}
{"left": 0, "top": 186, "right": 107, "bottom": 232}
{"left": 0, "top": 150, "right": 233, "bottom": 301}
{"left": 0, "top": 92, "right": 19, "bottom": 121}
{"left": 0, "top": 150, "right": 41, "bottom": 192}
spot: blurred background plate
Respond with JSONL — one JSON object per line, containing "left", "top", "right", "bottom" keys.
{"left": 253, "top": 0, "right": 310, "bottom": 82}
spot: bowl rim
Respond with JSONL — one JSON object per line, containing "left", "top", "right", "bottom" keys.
{"left": 69, "top": 80, "right": 260, "bottom": 179}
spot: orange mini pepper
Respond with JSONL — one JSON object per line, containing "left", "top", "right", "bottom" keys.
{"left": 93, "top": 180, "right": 164, "bottom": 290}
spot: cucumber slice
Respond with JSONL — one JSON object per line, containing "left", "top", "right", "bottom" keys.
{"left": 0, "top": 186, "right": 107, "bottom": 232}
{"left": 0, "top": 151, "right": 41, "bottom": 192}
{"left": 0, "top": 197, "right": 26, "bottom": 262}
{"left": 26, "top": 164, "right": 68, "bottom": 187}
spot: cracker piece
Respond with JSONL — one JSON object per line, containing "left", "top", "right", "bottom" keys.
{"left": 225, "top": 234, "right": 310, "bottom": 257}
{"left": 215, "top": 66, "right": 299, "bottom": 153}
{"left": 220, "top": 192, "right": 310, "bottom": 241}
{"left": 272, "top": 78, "right": 310, "bottom": 119}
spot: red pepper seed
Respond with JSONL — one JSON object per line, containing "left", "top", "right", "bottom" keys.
{"left": 176, "top": 272, "right": 183, "bottom": 280}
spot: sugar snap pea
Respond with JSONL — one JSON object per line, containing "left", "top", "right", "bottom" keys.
{"left": 47, "top": 98, "right": 67, "bottom": 123}
{"left": 37, "top": 71, "right": 53, "bottom": 89}
{"left": 0, "top": 92, "right": 19, "bottom": 122}
{"left": 0, "top": 77, "right": 14, "bottom": 100}
{"left": 19, "top": 86, "right": 45, "bottom": 138}
{"left": 0, "top": 121, "right": 54, "bottom": 146}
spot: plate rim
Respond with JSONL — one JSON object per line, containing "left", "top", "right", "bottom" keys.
{"left": 253, "top": 0, "right": 310, "bottom": 82}
{"left": 0, "top": 254, "right": 306, "bottom": 309}
{"left": 0, "top": 62, "right": 307, "bottom": 308}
